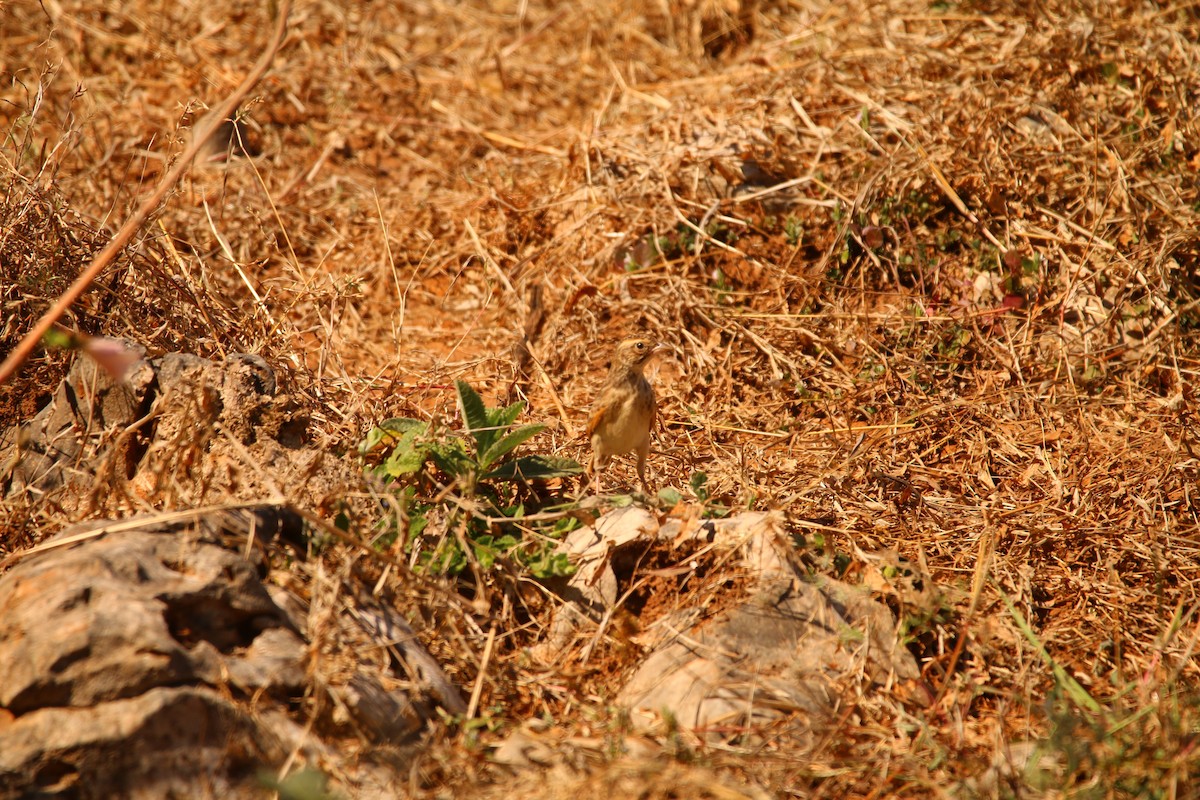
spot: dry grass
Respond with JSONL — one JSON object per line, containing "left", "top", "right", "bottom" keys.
{"left": 4, "top": 0, "right": 1200, "bottom": 796}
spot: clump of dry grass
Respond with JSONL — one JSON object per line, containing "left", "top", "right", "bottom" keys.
{"left": 4, "top": 0, "right": 1200, "bottom": 796}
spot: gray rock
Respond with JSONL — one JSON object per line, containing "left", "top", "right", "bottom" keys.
{"left": 0, "top": 507, "right": 310, "bottom": 797}
{"left": 0, "top": 509, "right": 306, "bottom": 714}
{"left": 539, "top": 509, "right": 922, "bottom": 746}
{"left": 0, "top": 350, "right": 467, "bottom": 797}
{"left": 617, "top": 574, "right": 919, "bottom": 744}
{"left": 0, "top": 347, "right": 292, "bottom": 509}
{"left": 0, "top": 686, "right": 287, "bottom": 799}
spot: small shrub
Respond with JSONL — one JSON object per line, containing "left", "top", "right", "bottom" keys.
{"left": 361, "top": 381, "right": 582, "bottom": 578}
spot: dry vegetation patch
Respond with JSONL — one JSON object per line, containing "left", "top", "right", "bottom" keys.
{"left": 4, "top": 0, "right": 1200, "bottom": 796}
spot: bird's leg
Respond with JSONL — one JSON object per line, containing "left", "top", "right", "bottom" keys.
{"left": 636, "top": 442, "right": 650, "bottom": 494}
{"left": 589, "top": 450, "right": 605, "bottom": 495}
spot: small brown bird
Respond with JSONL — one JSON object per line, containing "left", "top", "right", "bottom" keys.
{"left": 586, "top": 337, "right": 662, "bottom": 494}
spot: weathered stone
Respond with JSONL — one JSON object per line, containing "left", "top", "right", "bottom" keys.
{"left": 617, "top": 574, "right": 918, "bottom": 744}
{"left": 349, "top": 604, "right": 468, "bottom": 717}
{"left": 0, "top": 686, "right": 286, "bottom": 799}
{"left": 540, "top": 509, "right": 922, "bottom": 746}
{"left": 0, "top": 513, "right": 304, "bottom": 715}
{"left": 0, "top": 351, "right": 475, "bottom": 797}
{"left": 336, "top": 673, "right": 425, "bottom": 743}
{"left": 0, "top": 348, "right": 305, "bottom": 512}
{"left": 0, "top": 503, "right": 465, "bottom": 796}
{"left": 0, "top": 346, "right": 151, "bottom": 499}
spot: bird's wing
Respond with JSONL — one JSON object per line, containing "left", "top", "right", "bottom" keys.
{"left": 585, "top": 403, "right": 605, "bottom": 439}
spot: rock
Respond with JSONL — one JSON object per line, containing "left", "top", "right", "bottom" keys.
{"left": 0, "top": 507, "right": 308, "bottom": 797}
{"left": 616, "top": 574, "right": 917, "bottom": 745}
{"left": 0, "top": 503, "right": 466, "bottom": 796}
{"left": 348, "top": 604, "right": 468, "bottom": 717}
{"left": 0, "top": 507, "right": 307, "bottom": 715}
{"left": 335, "top": 673, "right": 425, "bottom": 743}
{"left": 0, "top": 347, "right": 315, "bottom": 512}
{"left": 0, "top": 686, "right": 287, "bottom": 799}
{"left": 0, "top": 351, "right": 467, "bottom": 796}
{"left": 0, "top": 344, "right": 151, "bottom": 501}
{"left": 491, "top": 722, "right": 560, "bottom": 768}
{"left": 538, "top": 509, "right": 921, "bottom": 746}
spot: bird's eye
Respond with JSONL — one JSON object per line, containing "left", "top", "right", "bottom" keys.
{"left": 636, "top": 342, "right": 645, "bottom": 349}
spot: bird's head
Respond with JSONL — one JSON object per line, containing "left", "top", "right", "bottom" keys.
{"left": 613, "top": 337, "right": 663, "bottom": 371}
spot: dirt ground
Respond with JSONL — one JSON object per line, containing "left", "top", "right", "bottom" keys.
{"left": 4, "top": 0, "right": 1200, "bottom": 796}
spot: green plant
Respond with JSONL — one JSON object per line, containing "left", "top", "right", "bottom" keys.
{"left": 689, "top": 471, "right": 730, "bottom": 518}
{"left": 360, "top": 381, "right": 583, "bottom": 578}
{"left": 710, "top": 267, "right": 732, "bottom": 304}
{"left": 257, "top": 768, "right": 340, "bottom": 800}
{"left": 995, "top": 591, "right": 1200, "bottom": 797}
{"left": 784, "top": 215, "right": 803, "bottom": 246}
{"left": 936, "top": 325, "right": 971, "bottom": 362}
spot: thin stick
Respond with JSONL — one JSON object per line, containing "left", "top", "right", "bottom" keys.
{"left": 525, "top": 345, "right": 575, "bottom": 437}
{"left": 466, "top": 625, "right": 497, "bottom": 720}
{"left": 0, "top": 503, "right": 271, "bottom": 570}
{"left": 0, "top": 0, "right": 293, "bottom": 387}
{"left": 658, "top": 169, "right": 762, "bottom": 266}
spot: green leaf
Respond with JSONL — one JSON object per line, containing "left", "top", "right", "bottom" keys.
{"left": 553, "top": 515, "right": 582, "bottom": 536}
{"left": 430, "top": 441, "right": 475, "bottom": 483}
{"left": 380, "top": 426, "right": 432, "bottom": 477}
{"left": 480, "top": 423, "right": 545, "bottom": 470}
{"left": 359, "top": 417, "right": 426, "bottom": 455}
{"left": 473, "top": 533, "right": 518, "bottom": 569}
{"left": 407, "top": 509, "right": 428, "bottom": 540}
{"left": 258, "top": 767, "right": 337, "bottom": 800}
{"left": 499, "top": 503, "right": 525, "bottom": 519}
{"left": 529, "top": 551, "right": 576, "bottom": 578}
{"left": 456, "top": 380, "right": 492, "bottom": 455}
{"left": 41, "top": 328, "right": 76, "bottom": 351}
{"left": 484, "top": 454, "right": 584, "bottom": 482}
{"left": 657, "top": 487, "right": 683, "bottom": 505}
{"left": 422, "top": 538, "right": 468, "bottom": 575}
{"left": 488, "top": 400, "right": 525, "bottom": 430}
{"left": 702, "top": 504, "right": 731, "bottom": 519}
{"left": 473, "top": 535, "right": 498, "bottom": 569}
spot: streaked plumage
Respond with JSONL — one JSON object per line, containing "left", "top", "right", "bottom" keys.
{"left": 587, "top": 338, "right": 661, "bottom": 493}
